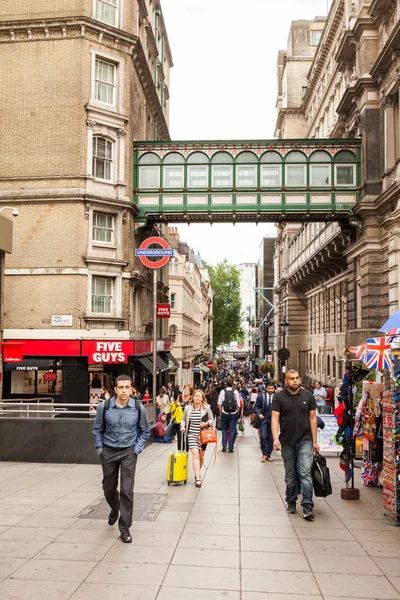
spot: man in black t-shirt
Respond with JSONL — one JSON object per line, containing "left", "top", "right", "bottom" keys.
{"left": 271, "top": 369, "right": 319, "bottom": 520}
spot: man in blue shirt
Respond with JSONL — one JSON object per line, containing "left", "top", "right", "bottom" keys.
{"left": 92, "top": 374, "right": 150, "bottom": 543}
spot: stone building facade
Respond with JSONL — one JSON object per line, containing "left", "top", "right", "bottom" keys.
{"left": 274, "top": 0, "right": 400, "bottom": 387}
{"left": 0, "top": 0, "right": 174, "bottom": 401}
{"left": 166, "top": 227, "right": 213, "bottom": 389}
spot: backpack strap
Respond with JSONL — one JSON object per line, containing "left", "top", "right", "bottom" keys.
{"left": 102, "top": 397, "right": 111, "bottom": 430}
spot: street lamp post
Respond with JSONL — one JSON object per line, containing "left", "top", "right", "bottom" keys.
{"left": 278, "top": 316, "right": 289, "bottom": 377}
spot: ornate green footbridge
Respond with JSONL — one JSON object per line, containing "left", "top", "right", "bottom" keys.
{"left": 133, "top": 139, "right": 361, "bottom": 227}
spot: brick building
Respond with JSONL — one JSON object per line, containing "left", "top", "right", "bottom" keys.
{"left": 274, "top": 0, "right": 400, "bottom": 387}
{"left": 0, "top": 0, "right": 174, "bottom": 402}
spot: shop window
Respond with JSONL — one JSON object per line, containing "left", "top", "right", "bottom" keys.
{"left": 93, "top": 212, "right": 114, "bottom": 243}
{"left": 139, "top": 153, "right": 160, "bottom": 188}
{"left": 92, "top": 276, "right": 113, "bottom": 313}
{"left": 93, "top": 137, "right": 113, "bottom": 180}
{"left": 11, "top": 370, "right": 63, "bottom": 397}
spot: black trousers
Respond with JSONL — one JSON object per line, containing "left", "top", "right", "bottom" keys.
{"left": 172, "top": 422, "right": 184, "bottom": 450}
{"left": 101, "top": 445, "right": 138, "bottom": 534}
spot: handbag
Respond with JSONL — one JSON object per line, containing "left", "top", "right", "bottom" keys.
{"left": 200, "top": 428, "right": 217, "bottom": 444}
{"left": 239, "top": 419, "right": 245, "bottom": 433}
{"left": 250, "top": 414, "right": 262, "bottom": 429}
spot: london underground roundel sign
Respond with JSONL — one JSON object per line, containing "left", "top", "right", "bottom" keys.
{"left": 135, "top": 236, "right": 174, "bottom": 269}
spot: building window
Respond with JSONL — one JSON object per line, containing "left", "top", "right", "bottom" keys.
{"left": 138, "top": 153, "right": 160, "bottom": 188}
{"left": 310, "top": 30, "right": 322, "bottom": 46}
{"left": 93, "top": 212, "right": 114, "bottom": 243}
{"left": 95, "top": 0, "right": 118, "bottom": 26}
{"left": 92, "top": 276, "right": 113, "bottom": 313}
{"left": 169, "top": 257, "right": 179, "bottom": 275}
{"left": 163, "top": 153, "right": 184, "bottom": 188}
{"left": 261, "top": 152, "right": 282, "bottom": 186}
{"left": 285, "top": 151, "right": 306, "bottom": 186}
{"left": 334, "top": 150, "right": 356, "bottom": 186}
{"left": 95, "top": 58, "right": 116, "bottom": 105}
{"left": 169, "top": 324, "right": 177, "bottom": 342}
{"left": 311, "top": 165, "right": 330, "bottom": 186}
{"left": 93, "top": 137, "right": 113, "bottom": 180}
{"left": 211, "top": 152, "right": 233, "bottom": 187}
{"left": 236, "top": 152, "right": 257, "bottom": 187}
{"left": 335, "top": 165, "right": 355, "bottom": 185}
{"left": 170, "top": 293, "right": 176, "bottom": 309}
{"left": 188, "top": 152, "right": 208, "bottom": 187}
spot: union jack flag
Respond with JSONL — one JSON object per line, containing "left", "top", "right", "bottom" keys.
{"left": 364, "top": 337, "right": 393, "bottom": 370}
{"left": 348, "top": 344, "right": 367, "bottom": 362}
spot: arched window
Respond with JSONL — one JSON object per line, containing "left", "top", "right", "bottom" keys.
{"left": 260, "top": 152, "right": 282, "bottom": 186}
{"left": 93, "top": 136, "right": 113, "bottom": 180}
{"left": 169, "top": 324, "right": 177, "bottom": 342}
{"left": 236, "top": 152, "right": 257, "bottom": 187}
{"left": 334, "top": 150, "right": 356, "bottom": 186}
{"left": 285, "top": 151, "right": 306, "bottom": 186}
{"left": 310, "top": 150, "right": 331, "bottom": 186}
{"left": 138, "top": 153, "right": 160, "bottom": 188}
{"left": 163, "top": 153, "right": 184, "bottom": 188}
{"left": 187, "top": 152, "right": 208, "bottom": 188}
{"left": 211, "top": 152, "right": 233, "bottom": 187}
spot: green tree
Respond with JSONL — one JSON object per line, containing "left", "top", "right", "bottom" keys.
{"left": 206, "top": 260, "right": 244, "bottom": 351}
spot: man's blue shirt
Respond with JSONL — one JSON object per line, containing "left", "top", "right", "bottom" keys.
{"left": 92, "top": 396, "right": 150, "bottom": 456}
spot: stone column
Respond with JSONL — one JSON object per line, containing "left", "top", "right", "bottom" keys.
{"left": 382, "top": 95, "right": 396, "bottom": 172}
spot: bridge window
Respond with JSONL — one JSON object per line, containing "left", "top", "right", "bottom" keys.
{"left": 261, "top": 152, "right": 282, "bottom": 186}
{"left": 236, "top": 152, "right": 257, "bottom": 187}
{"left": 163, "top": 153, "right": 184, "bottom": 188}
{"left": 285, "top": 151, "right": 306, "bottom": 186}
{"left": 310, "top": 151, "right": 331, "bottom": 186}
{"left": 334, "top": 151, "right": 356, "bottom": 186}
{"left": 212, "top": 152, "right": 233, "bottom": 187}
{"left": 138, "top": 153, "right": 160, "bottom": 188}
{"left": 188, "top": 152, "right": 208, "bottom": 188}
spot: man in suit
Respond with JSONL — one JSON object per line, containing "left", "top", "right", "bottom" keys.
{"left": 255, "top": 382, "right": 275, "bottom": 462}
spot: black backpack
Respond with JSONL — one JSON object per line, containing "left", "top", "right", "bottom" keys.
{"left": 103, "top": 397, "right": 142, "bottom": 433}
{"left": 223, "top": 389, "right": 237, "bottom": 414}
{"left": 312, "top": 452, "right": 332, "bottom": 497}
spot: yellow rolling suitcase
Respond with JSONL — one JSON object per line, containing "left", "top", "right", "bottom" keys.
{"left": 167, "top": 451, "right": 188, "bottom": 485}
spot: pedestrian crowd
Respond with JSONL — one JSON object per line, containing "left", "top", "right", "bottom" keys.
{"left": 92, "top": 362, "right": 329, "bottom": 543}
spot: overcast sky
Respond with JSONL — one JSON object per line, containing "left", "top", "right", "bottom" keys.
{"left": 161, "top": 0, "right": 330, "bottom": 266}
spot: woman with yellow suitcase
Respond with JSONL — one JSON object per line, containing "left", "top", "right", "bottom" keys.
{"left": 180, "top": 390, "right": 213, "bottom": 488}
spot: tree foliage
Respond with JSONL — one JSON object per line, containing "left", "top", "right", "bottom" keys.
{"left": 206, "top": 260, "right": 244, "bottom": 351}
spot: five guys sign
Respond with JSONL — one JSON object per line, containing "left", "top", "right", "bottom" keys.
{"left": 82, "top": 341, "right": 133, "bottom": 364}
{"left": 157, "top": 304, "right": 170, "bottom": 318}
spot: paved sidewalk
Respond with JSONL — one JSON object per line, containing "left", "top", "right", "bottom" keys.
{"left": 0, "top": 426, "right": 400, "bottom": 600}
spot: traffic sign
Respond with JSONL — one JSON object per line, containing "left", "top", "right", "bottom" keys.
{"left": 207, "top": 362, "right": 215, "bottom": 369}
{"left": 278, "top": 347, "right": 290, "bottom": 361}
{"left": 135, "top": 236, "right": 174, "bottom": 269}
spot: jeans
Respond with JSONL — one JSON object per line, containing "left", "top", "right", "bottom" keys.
{"left": 101, "top": 445, "right": 138, "bottom": 534}
{"left": 281, "top": 439, "right": 314, "bottom": 508}
{"left": 154, "top": 436, "right": 173, "bottom": 443}
{"left": 317, "top": 404, "right": 327, "bottom": 414}
{"left": 221, "top": 412, "right": 239, "bottom": 451}
{"left": 260, "top": 420, "right": 273, "bottom": 458}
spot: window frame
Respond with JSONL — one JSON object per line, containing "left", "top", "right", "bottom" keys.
{"left": 310, "top": 30, "right": 321, "bottom": 46}
{"left": 91, "top": 275, "right": 114, "bottom": 314}
{"left": 92, "top": 212, "right": 115, "bottom": 245}
{"left": 95, "top": 57, "right": 116, "bottom": 106}
{"left": 334, "top": 164, "right": 356, "bottom": 186}
{"left": 91, "top": 50, "right": 124, "bottom": 113}
{"left": 163, "top": 166, "right": 184, "bottom": 188}
{"left": 139, "top": 165, "right": 160, "bottom": 189}
{"left": 170, "top": 293, "right": 176, "bottom": 310}
{"left": 212, "top": 165, "right": 233, "bottom": 187}
{"left": 236, "top": 165, "right": 257, "bottom": 187}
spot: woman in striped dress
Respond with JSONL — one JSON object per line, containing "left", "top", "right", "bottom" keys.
{"left": 180, "top": 390, "right": 213, "bottom": 487}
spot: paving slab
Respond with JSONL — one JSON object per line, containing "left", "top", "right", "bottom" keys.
{"left": 10, "top": 558, "right": 98, "bottom": 582}
{"left": 241, "top": 535, "right": 302, "bottom": 553}
{"left": 0, "top": 579, "right": 79, "bottom": 600}
{"left": 36, "top": 542, "right": 111, "bottom": 561}
{"left": 242, "top": 568, "right": 320, "bottom": 595}
{"left": 69, "top": 582, "right": 159, "bottom": 600}
{"left": 178, "top": 532, "right": 239, "bottom": 551}
{"left": 315, "top": 572, "right": 400, "bottom": 599}
{"left": 105, "top": 543, "right": 174, "bottom": 564}
{"left": 241, "top": 550, "right": 310, "bottom": 571}
{"left": 164, "top": 565, "right": 240, "bottom": 591}
{"left": 307, "top": 553, "right": 382, "bottom": 575}
{"left": 172, "top": 547, "right": 240, "bottom": 569}
{"left": 86, "top": 562, "right": 167, "bottom": 586}
{"left": 158, "top": 588, "right": 240, "bottom": 600}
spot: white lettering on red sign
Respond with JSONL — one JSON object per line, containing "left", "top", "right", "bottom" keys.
{"left": 92, "top": 342, "right": 126, "bottom": 364}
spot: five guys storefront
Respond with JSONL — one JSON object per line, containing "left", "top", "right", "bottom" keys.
{"left": 2, "top": 339, "right": 174, "bottom": 403}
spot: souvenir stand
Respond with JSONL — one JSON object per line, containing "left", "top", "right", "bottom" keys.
{"left": 381, "top": 350, "right": 400, "bottom": 524}
{"left": 356, "top": 381, "right": 383, "bottom": 488}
